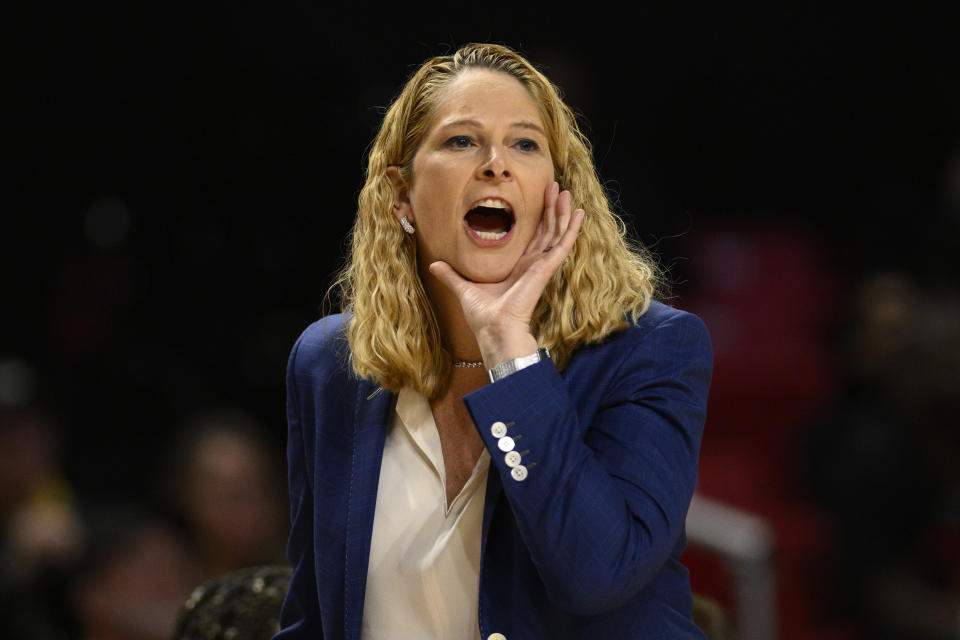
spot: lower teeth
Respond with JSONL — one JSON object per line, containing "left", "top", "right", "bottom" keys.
{"left": 475, "top": 230, "right": 507, "bottom": 240}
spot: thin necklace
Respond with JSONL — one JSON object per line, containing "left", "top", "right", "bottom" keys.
{"left": 452, "top": 360, "right": 484, "bottom": 368}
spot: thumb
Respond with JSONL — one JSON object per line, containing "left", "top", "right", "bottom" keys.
{"left": 428, "top": 261, "right": 469, "bottom": 295}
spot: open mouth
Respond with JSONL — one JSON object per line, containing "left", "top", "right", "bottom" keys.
{"left": 464, "top": 199, "right": 515, "bottom": 241}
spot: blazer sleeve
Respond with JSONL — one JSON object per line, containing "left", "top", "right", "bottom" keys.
{"left": 275, "top": 334, "right": 324, "bottom": 639}
{"left": 463, "top": 309, "right": 712, "bottom": 615}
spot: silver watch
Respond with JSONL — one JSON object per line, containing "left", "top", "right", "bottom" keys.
{"left": 487, "top": 348, "right": 551, "bottom": 383}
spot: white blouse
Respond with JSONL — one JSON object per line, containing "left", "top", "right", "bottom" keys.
{"left": 361, "top": 386, "right": 489, "bottom": 640}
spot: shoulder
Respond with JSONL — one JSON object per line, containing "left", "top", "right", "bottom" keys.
{"left": 606, "top": 300, "right": 712, "bottom": 358}
{"left": 566, "top": 301, "right": 713, "bottom": 394}
{"left": 635, "top": 300, "right": 709, "bottom": 336}
{"left": 554, "top": 304, "right": 715, "bottom": 452}
{"left": 295, "top": 313, "right": 350, "bottom": 348}
{"left": 287, "top": 313, "right": 352, "bottom": 378}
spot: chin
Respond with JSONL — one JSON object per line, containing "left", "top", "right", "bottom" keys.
{"left": 458, "top": 261, "right": 513, "bottom": 283}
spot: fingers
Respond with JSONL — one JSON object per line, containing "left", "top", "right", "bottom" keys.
{"left": 539, "top": 207, "right": 583, "bottom": 269}
{"left": 544, "top": 181, "right": 560, "bottom": 247}
{"left": 541, "top": 190, "right": 573, "bottom": 254}
{"left": 526, "top": 181, "right": 558, "bottom": 255}
{"left": 555, "top": 190, "right": 572, "bottom": 246}
{"left": 558, "top": 208, "right": 585, "bottom": 255}
{"left": 528, "top": 181, "right": 582, "bottom": 256}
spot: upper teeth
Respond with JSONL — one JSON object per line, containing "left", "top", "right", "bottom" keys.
{"left": 475, "top": 198, "right": 512, "bottom": 213}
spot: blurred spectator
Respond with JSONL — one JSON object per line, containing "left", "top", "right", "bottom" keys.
{"left": 162, "top": 408, "right": 287, "bottom": 578}
{"left": 0, "top": 406, "right": 82, "bottom": 574}
{"left": 804, "top": 272, "right": 960, "bottom": 639}
{"left": 0, "top": 358, "right": 83, "bottom": 639}
{"left": 0, "top": 360, "right": 81, "bottom": 575}
{"left": 67, "top": 505, "right": 200, "bottom": 640}
{"left": 172, "top": 565, "right": 291, "bottom": 640}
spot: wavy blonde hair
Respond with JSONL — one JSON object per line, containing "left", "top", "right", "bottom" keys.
{"left": 332, "top": 43, "right": 659, "bottom": 399}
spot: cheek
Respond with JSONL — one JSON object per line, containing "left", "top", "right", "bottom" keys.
{"left": 409, "top": 165, "right": 461, "bottom": 221}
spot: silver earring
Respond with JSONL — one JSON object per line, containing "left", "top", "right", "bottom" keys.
{"left": 400, "top": 216, "right": 415, "bottom": 234}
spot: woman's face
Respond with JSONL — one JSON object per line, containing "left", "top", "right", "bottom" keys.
{"left": 392, "top": 69, "right": 555, "bottom": 283}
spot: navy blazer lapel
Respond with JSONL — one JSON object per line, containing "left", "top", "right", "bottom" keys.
{"left": 343, "top": 382, "right": 392, "bottom": 640}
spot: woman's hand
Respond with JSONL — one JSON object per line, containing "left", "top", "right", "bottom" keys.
{"left": 429, "top": 181, "right": 585, "bottom": 368}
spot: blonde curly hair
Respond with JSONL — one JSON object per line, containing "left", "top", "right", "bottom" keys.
{"left": 331, "top": 43, "right": 660, "bottom": 399}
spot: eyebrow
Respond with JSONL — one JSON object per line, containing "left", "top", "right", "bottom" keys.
{"left": 437, "top": 118, "right": 547, "bottom": 136}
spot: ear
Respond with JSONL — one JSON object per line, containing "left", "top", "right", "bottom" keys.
{"left": 386, "top": 165, "right": 413, "bottom": 223}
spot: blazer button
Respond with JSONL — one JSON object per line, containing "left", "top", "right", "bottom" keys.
{"left": 488, "top": 634, "right": 507, "bottom": 640}
{"left": 497, "top": 436, "right": 515, "bottom": 452}
{"left": 490, "top": 421, "right": 508, "bottom": 438}
{"left": 504, "top": 450, "right": 522, "bottom": 467}
{"left": 511, "top": 465, "right": 528, "bottom": 482}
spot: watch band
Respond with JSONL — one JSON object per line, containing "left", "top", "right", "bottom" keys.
{"left": 487, "top": 347, "right": 551, "bottom": 383}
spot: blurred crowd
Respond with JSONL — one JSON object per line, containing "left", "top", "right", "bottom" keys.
{"left": 0, "top": 376, "right": 288, "bottom": 640}
{"left": 681, "top": 236, "right": 960, "bottom": 640}
{"left": 804, "top": 273, "right": 960, "bottom": 638}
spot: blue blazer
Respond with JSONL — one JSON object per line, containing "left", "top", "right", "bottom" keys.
{"left": 276, "top": 301, "right": 712, "bottom": 639}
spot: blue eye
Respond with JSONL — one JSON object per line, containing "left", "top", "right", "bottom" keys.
{"left": 515, "top": 138, "right": 540, "bottom": 152}
{"left": 445, "top": 135, "right": 472, "bottom": 149}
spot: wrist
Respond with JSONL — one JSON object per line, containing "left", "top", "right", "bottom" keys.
{"left": 476, "top": 326, "right": 537, "bottom": 370}
{"left": 488, "top": 347, "right": 551, "bottom": 383}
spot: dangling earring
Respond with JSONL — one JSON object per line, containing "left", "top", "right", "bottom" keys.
{"left": 400, "top": 216, "right": 415, "bottom": 234}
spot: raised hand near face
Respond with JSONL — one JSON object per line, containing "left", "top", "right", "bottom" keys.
{"left": 429, "top": 180, "right": 585, "bottom": 369}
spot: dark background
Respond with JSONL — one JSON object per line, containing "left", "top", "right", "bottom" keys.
{"left": 2, "top": 4, "right": 958, "bottom": 520}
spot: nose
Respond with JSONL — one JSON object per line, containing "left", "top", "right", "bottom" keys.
{"left": 477, "top": 147, "right": 511, "bottom": 181}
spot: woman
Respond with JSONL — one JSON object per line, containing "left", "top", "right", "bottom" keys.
{"left": 277, "top": 43, "right": 713, "bottom": 639}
